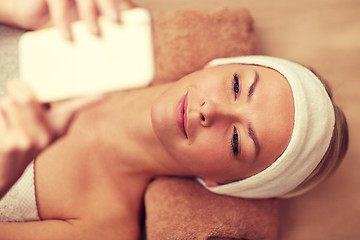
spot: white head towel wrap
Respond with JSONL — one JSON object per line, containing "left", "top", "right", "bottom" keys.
{"left": 197, "top": 55, "right": 335, "bottom": 198}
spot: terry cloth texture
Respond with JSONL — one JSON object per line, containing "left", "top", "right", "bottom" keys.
{"left": 0, "top": 161, "right": 40, "bottom": 222}
{"left": 145, "top": 177, "right": 278, "bottom": 240}
{"left": 151, "top": 7, "right": 257, "bottom": 85}
{"left": 145, "top": 8, "right": 279, "bottom": 240}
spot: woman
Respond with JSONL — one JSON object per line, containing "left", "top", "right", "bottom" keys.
{"left": 0, "top": 1, "right": 349, "bottom": 240}
{"left": 0, "top": 56, "right": 349, "bottom": 238}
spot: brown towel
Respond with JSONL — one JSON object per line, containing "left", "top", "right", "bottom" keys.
{"left": 145, "top": 177, "right": 278, "bottom": 240}
{"left": 151, "top": 8, "right": 258, "bottom": 85}
{"left": 145, "top": 8, "right": 276, "bottom": 240}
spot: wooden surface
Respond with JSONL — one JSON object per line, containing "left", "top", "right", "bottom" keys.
{"left": 136, "top": 0, "right": 360, "bottom": 239}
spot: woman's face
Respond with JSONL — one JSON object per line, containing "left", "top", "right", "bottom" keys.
{"left": 151, "top": 64, "right": 294, "bottom": 184}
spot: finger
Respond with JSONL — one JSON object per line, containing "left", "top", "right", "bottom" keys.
{"left": 77, "top": 0, "right": 100, "bottom": 35}
{"left": 0, "top": 109, "right": 8, "bottom": 131}
{"left": 0, "top": 97, "right": 12, "bottom": 131}
{"left": 5, "top": 81, "right": 52, "bottom": 148}
{"left": 96, "top": 0, "right": 120, "bottom": 22}
{"left": 6, "top": 80, "right": 37, "bottom": 105}
{"left": 6, "top": 80, "right": 45, "bottom": 119}
{"left": 47, "top": 0, "right": 73, "bottom": 40}
{"left": 118, "top": 0, "right": 136, "bottom": 9}
{"left": 6, "top": 80, "right": 42, "bottom": 120}
{"left": 47, "top": 94, "right": 105, "bottom": 136}
{"left": 0, "top": 99, "right": 35, "bottom": 153}
{"left": 117, "top": 1, "right": 137, "bottom": 23}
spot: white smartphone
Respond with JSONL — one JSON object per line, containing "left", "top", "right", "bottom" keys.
{"left": 19, "top": 8, "right": 154, "bottom": 102}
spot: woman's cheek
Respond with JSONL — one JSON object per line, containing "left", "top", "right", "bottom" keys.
{"left": 194, "top": 141, "right": 228, "bottom": 171}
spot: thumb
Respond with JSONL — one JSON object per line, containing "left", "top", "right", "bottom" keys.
{"left": 46, "top": 94, "right": 106, "bottom": 137}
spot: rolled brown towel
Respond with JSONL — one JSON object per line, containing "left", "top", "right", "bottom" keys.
{"left": 145, "top": 177, "right": 278, "bottom": 240}
{"left": 145, "top": 8, "right": 276, "bottom": 240}
{"left": 151, "top": 7, "right": 258, "bottom": 85}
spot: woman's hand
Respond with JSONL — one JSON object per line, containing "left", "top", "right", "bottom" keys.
{"left": 1, "top": 0, "right": 136, "bottom": 39}
{"left": 0, "top": 80, "right": 104, "bottom": 198}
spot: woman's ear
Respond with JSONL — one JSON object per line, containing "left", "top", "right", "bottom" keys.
{"left": 204, "top": 179, "right": 220, "bottom": 187}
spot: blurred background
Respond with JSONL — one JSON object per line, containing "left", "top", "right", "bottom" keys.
{"left": 1, "top": 0, "right": 359, "bottom": 239}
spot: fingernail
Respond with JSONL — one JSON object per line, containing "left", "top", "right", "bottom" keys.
{"left": 91, "top": 93, "right": 107, "bottom": 101}
{"left": 118, "top": 1, "right": 131, "bottom": 10}
{"left": 109, "top": 9, "right": 119, "bottom": 22}
{"left": 89, "top": 22, "right": 100, "bottom": 36}
{"left": 61, "top": 29, "right": 73, "bottom": 41}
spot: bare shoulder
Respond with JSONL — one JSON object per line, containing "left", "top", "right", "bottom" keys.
{"left": 33, "top": 142, "right": 142, "bottom": 238}
{"left": 28, "top": 92, "right": 145, "bottom": 238}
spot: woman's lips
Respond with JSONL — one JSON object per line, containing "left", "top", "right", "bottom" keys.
{"left": 176, "top": 93, "right": 188, "bottom": 138}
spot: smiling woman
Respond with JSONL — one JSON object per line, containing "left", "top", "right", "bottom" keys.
{"left": 0, "top": 54, "right": 348, "bottom": 239}
{"left": 196, "top": 55, "right": 348, "bottom": 198}
{"left": 151, "top": 60, "right": 295, "bottom": 186}
{"left": 0, "top": 0, "right": 353, "bottom": 238}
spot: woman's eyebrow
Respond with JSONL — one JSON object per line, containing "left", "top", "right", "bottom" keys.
{"left": 248, "top": 123, "right": 261, "bottom": 158}
{"left": 247, "top": 71, "right": 259, "bottom": 102}
{"left": 246, "top": 71, "right": 260, "bottom": 158}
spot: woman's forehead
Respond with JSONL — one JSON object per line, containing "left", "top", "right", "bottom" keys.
{"left": 224, "top": 63, "right": 295, "bottom": 169}
{"left": 216, "top": 63, "right": 288, "bottom": 77}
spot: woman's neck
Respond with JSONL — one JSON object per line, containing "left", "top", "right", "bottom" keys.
{"left": 98, "top": 83, "right": 188, "bottom": 181}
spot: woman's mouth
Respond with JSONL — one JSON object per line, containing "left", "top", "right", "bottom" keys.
{"left": 176, "top": 92, "right": 188, "bottom": 138}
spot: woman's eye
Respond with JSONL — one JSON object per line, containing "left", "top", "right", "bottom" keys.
{"left": 232, "top": 127, "right": 239, "bottom": 155}
{"left": 233, "top": 73, "right": 240, "bottom": 99}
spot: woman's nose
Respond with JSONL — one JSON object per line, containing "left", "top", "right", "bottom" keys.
{"left": 199, "top": 100, "right": 239, "bottom": 127}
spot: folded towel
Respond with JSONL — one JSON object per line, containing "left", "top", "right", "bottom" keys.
{"left": 151, "top": 8, "right": 257, "bottom": 84}
{"left": 145, "top": 177, "right": 278, "bottom": 240}
{"left": 145, "top": 8, "right": 279, "bottom": 240}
